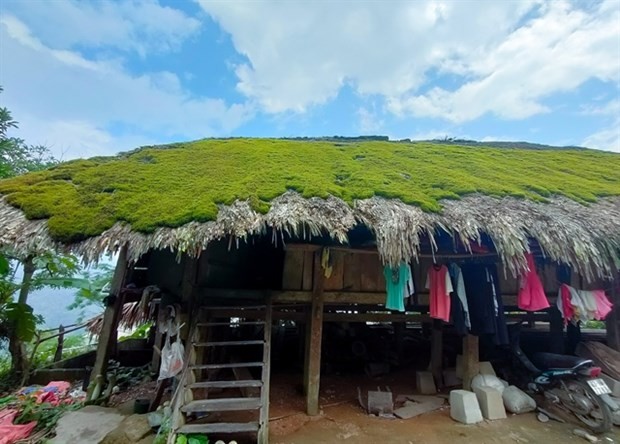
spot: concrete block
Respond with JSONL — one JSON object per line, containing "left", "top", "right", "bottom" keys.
{"left": 416, "top": 371, "right": 437, "bottom": 395}
{"left": 443, "top": 368, "right": 462, "bottom": 387}
{"left": 479, "top": 361, "right": 496, "bottom": 377}
{"left": 456, "top": 354, "right": 463, "bottom": 378}
{"left": 449, "top": 390, "right": 483, "bottom": 424}
{"left": 474, "top": 386, "right": 507, "bottom": 420}
{"left": 601, "top": 373, "right": 620, "bottom": 398}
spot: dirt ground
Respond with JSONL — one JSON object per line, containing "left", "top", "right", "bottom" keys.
{"left": 267, "top": 371, "right": 620, "bottom": 444}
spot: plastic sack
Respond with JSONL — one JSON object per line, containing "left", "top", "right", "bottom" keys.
{"left": 158, "top": 335, "right": 185, "bottom": 380}
{"left": 471, "top": 374, "right": 506, "bottom": 394}
{"left": 502, "top": 385, "right": 536, "bottom": 414}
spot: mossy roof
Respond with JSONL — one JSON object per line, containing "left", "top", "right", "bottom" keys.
{"left": 0, "top": 138, "right": 619, "bottom": 243}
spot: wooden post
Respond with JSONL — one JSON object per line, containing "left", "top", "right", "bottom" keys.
{"left": 607, "top": 269, "right": 620, "bottom": 351}
{"left": 305, "top": 250, "right": 325, "bottom": 416}
{"left": 54, "top": 325, "right": 65, "bottom": 363}
{"left": 549, "top": 308, "right": 564, "bottom": 354}
{"left": 88, "top": 246, "right": 128, "bottom": 398}
{"left": 462, "top": 334, "right": 479, "bottom": 391}
{"left": 430, "top": 319, "right": 443, "bottom": 388}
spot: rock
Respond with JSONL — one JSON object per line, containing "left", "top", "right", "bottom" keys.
{"left": 51, "top": 406, "right": 125, "bottom": 444}
{"left": 573, "top": 428, "right": 598, "bottom": 442}
{"left": 478, "top": 361, "right": 497, "bottom": 377}
{"left": 416, "top": 371, "right": 437, "bottom": 395}
{"left": 122, "top": 415, "right": 153, "bottom": 442}
{"left": 474, "top": 386, "right": 506, "bottom": 420}
{"left": 502, "top": 386, "right": 536, "bottom": 414}
{"left": 601, "top": 374, "right": 620, "bottom": 398}
{"left": 449, "top": 390, "right": 483, "bottom": 424}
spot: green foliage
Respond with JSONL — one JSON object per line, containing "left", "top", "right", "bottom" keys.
{"left": 4, "top": 303, "right": 36, "bottom": 342}
{"left": 15, "top": 396, "right": 82, "bottom": 432}
{"left": 176, "top": 434, "right": 209, "bottom": 444}
{"left": 0, "top": 138, "right": 619, "bottom": 243}
{"left": 29, "top": 333, "right": 93, "bottom": 368}
{"left": 118, "top": 322, "right": 152, "bottom": 341}
{"left": 67, "top": 263, "right": 114, "bottom": 313}
{"left": 0, "top": 87, "right": 57, "bottom": 179}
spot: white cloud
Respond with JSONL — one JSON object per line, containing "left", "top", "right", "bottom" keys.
{"left": 197, "top": 0, "right": 619, "bottom": 127}
{"left": 582, "top": 98, "right": 620, "bottom": 152}
{"left": 3, "top": 0, "right": 201, "bottom": 56}
{"left": 357, "top": 107, "right": 384, "bottom": 134}
{"left": 0, "top": 15, "right": 253, "bottom": 159}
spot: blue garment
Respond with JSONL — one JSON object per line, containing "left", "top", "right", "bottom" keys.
{"left": 384, "top": 262, "right": 411, "bottom": 312}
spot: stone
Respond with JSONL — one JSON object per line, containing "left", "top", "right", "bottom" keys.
{"left": 474, "top": 386, "right": 507, "bottom": 420}
{"left": 416, "top": 371, "right": 437, "bottom": 395}
{"left": 51, "top": 406, "right": 125, "bottom": 444}
{"left": 449, "top": 390, "right": 483, "bottom": 424}
{"left": 478, "top": 361, "right": 497, "bottom": 377}
{"left": 456, "top": 354, "right": 463, "bottom": 378}
{"left": 443, "top": 368, "right": 462, "bottom": 387}
{"left": 122, "top": 415, "right": 152, "bottom": 442}
{"left": 471, "top": 374, "right": 506, "bottom": 394}
{"left": 393, "top": 396, "right": 445, "bottom": 419}
{"left": 601, "top": 373, "right": 620, "bottom": 397}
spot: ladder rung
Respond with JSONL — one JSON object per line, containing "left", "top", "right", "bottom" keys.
{"left": 191, "top": 362, "right": 263, "bottom": 370}
{"left": 181, "top": 398, "right": 261, "bottom": 412}
{"left": 177, "top": 422, "right": 260, "bottom": 434}
{"left": 197, "top": 321, "right": 265, "bottom": 327}
{"left": 188, "top": 380, "right": 263, "bottom": 389}
{"left": 193, "top": 340, "right": 264, "bottom": 347}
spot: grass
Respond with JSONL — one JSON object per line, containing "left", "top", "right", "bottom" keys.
{"left": 0, "top": 138, "right": 619, "bottom": 243}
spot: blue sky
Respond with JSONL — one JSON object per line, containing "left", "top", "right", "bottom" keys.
{"left": 0, "top": 0, "right": 619, "bottom": 159}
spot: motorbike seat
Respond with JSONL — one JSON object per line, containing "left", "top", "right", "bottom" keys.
{"left": 531, "top": 352, "right": 592, "bottom": 371}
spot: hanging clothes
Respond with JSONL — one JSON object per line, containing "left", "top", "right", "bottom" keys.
{"left": 557, "top": 284, "right": 613, "bottom": 324}
{"left": 384, "top": 261, "right": 413, "bottom": 312}
{"left": 518, "top": 253, "right": 550, "bottom": 312}
{"left": 425, "top": 264, "right": 453, "bottom": 322}
{"left": 449, "top": 263, "right": 470, "bottom": 329}
{"left": 460, "top": 263, "right": 508, "bottom": 345}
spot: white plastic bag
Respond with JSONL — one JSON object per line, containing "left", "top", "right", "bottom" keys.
{"left": 158, "top": 334, "right": 185, "bottom": 380}
{"left": 502, "top": 385, "right": 536, "bottom": 413}
{"left": 471, "top": 374, "right": 506, "bottom": 394}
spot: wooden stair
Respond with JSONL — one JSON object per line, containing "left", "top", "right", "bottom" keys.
{"left": 169, "top": 301, "right": 272, "bottom": 444}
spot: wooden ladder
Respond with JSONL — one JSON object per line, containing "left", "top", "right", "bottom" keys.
{"left": 169, "top": 300, "right": 272, "bottom": 443}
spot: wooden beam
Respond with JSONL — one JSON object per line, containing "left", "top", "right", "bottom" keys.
{"left": 305, "top": 250, "right": 325, "bottom": 416}
{"left": 429, "top": 320, "right": 443, "bottom": 388}
{"left": 462, "top": 334, "right": 479, "bottom": 391}
{"left": 88, "top": 245, "right": 128, "bottom": 399}
{"left": 200, "top": 288, "right": 556, "bottom": 307}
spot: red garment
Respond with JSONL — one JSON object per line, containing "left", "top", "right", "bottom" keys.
{"left": 0, "top": 409, "right": 36, "bottom": 444}
{"left": 559, "top": 284, "right": 574, "bottom": 325}
{"left": 426, "top": 265, "right": 453, "bottom": 322}
{"left": 593, "top": 290, "right": 613, "bottom": 320}
{"left": 517, "top": 253, "right": 550, "bottom": 312}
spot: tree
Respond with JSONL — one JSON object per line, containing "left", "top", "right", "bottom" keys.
{"left": 0, "top": 87, "right": 68, "bottom": 375}
{"left": 0, "top": 87, "right": 56, "bottom": 179}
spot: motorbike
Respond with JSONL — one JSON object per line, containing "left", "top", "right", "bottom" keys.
{"left": 509, "top": 322, "right": 616, "bottom": 433}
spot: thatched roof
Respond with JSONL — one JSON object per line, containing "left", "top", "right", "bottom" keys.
{"left": 1, "top": 138, "right": 619, "bottom": 280}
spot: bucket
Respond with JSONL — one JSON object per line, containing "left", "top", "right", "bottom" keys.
{"left": 134, "top": 398, "right": 150, "bottom": 414}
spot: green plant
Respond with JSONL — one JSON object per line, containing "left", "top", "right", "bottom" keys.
{"left": 14, "top": 396, "right": 82, "bottom": 432}
{"left": 119, "top": 322, "right": 152, "bottom": 341}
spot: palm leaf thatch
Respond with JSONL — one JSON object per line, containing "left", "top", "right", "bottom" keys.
{"left": 85, "top": 301, "right": 149, "bottom": 337}
{"left": 0, "top": 138, "right": 619, "bottom": 280}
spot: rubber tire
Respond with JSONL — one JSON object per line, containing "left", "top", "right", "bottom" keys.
{"left": 564, "top": 379, "right": 613, "bottom": 434}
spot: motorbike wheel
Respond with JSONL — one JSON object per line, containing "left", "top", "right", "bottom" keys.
{"left": 563, "top": 380, "right": 612, "bottom": 434}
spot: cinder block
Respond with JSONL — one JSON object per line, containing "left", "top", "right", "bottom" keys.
{"left": 443, "top": 368, "right": 462, "bottom": 387}
{"left": 601, "top": 373, "right": 620, "bottom": 398}
{"left": 474, "top": 386, "right": 507, "bottom": 420}
{"left": 456, "top": 354, "right": 463, "bottom": 378}
{"left": 479, "top": 361, "right": 496, "bottom": 377}
{"left": 449, "top": 390, "right": 483, "bottom": 424}
{"left": 416, "top": 371, "right": 437, "bottom": 395}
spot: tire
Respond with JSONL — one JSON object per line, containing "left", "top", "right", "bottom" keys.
{"left": 563, "top": 380, "right": 612, "bottom": 434}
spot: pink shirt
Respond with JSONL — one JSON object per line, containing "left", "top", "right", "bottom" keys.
{"left": 426, "top": 265, "right": 453, "bottom": 322}
{"left": 518, "top": 253, "right": 550, "bottom": 312}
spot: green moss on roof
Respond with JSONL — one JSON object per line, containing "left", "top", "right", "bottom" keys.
{"left": 1, "top": 138, "right": 619, "bottom": 243}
